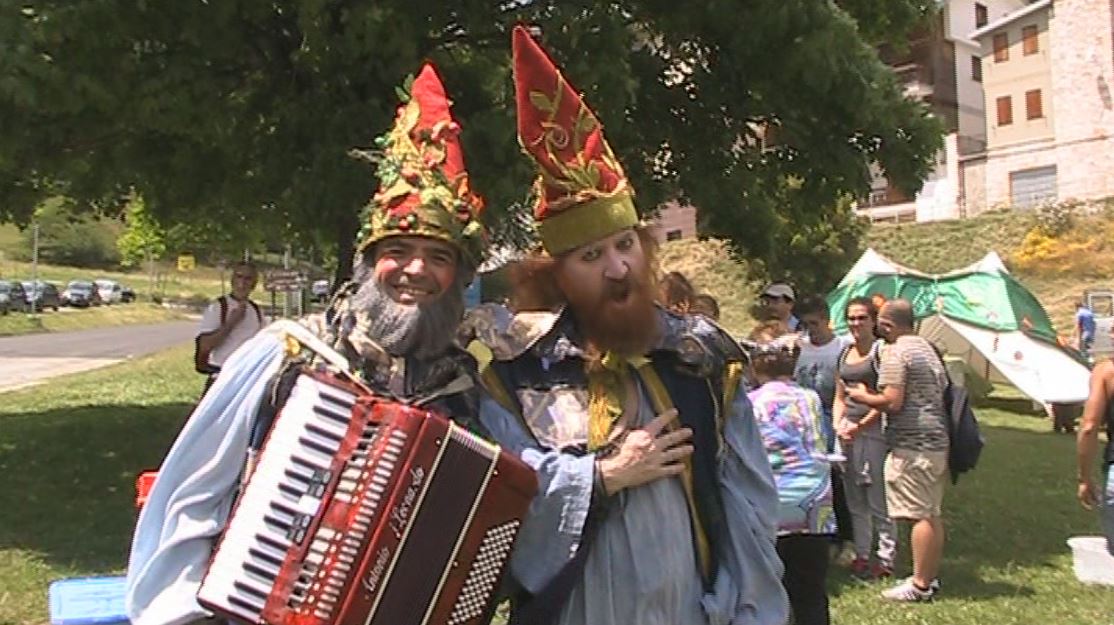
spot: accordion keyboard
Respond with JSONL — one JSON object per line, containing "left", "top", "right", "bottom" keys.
{"left": 199, "top": 375, "right": 361, "bottom": 621}
{"left": 197, "top": 371, "right": 538, "bottom": 625}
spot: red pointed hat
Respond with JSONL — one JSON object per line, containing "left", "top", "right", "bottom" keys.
{"left": 513, "top": 25, "right": 638, "bottom": 255}
{"left": 356, "top": 63, "right": 486, "bottom": 265}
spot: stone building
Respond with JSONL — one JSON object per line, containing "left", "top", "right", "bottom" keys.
{"left": 967, "top": 0, "right": 1114, "bottom": 213}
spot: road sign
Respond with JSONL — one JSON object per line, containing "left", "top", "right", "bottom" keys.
{"left": 177, "top": 254, "right": 196, "bottom": 272}
{"left": 264, "top": 269, "right": 308, "bottom": 291}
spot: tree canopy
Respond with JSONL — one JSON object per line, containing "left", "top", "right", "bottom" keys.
{"left": 1, "top": 1, "right": 941, "bottom": 289}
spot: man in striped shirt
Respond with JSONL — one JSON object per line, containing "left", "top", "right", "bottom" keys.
{"left": 847, "top": 299, "right": 949, "bottom": 602}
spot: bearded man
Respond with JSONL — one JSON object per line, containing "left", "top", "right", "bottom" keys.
{"left": 124, "top": 64, "right": 498, "bottom": 625}
{"left": 466, "top": 27, "right": 788, "bottom": 625}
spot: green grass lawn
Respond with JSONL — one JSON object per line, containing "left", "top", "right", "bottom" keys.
{"left": 1, "top": 348, "right": 1112, "bottom": 624}
{"left": 0, "top": 303, "right": 193, "bottom": 337}
{"left": 0, "top": 346, "right": 203, "bottom": 625}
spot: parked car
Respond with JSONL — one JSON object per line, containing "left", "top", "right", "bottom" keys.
{"left": 21, "top": 280, "right": 61, "bottom": 311}
{"left": 94, "top": 279, "right": 124, "bottom": 305}
{"left": 0, "top": 280, "right": 30, "bottom": 314}
{"left": 61, "top": 280, "right": 103, "bottom": 308}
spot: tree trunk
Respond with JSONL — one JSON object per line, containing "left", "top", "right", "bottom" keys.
{"left": 331, "top": 207, "right": 360, "bottom": 292}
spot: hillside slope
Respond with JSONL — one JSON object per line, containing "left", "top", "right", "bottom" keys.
{"left": 658, "top": 238, "right": 755, "bottom": 335}
{"left": 866, "top": 208, "right": 1114, "bottom": 334}
{"left": 867, "top": 210, "right": 1036, "bottom": 274}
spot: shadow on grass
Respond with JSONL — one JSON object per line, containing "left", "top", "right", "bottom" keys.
{"left": 977, "top": 394, "right": 1042, "bottom": 415}
{"left": 0, "top": 402, "right": 190, "bottom": 572}
{"left": 829, "top": 422, "right": 1096, "bottom": 602}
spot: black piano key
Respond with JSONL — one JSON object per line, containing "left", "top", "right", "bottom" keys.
{"left": 257, "top": 532, "right": 290, "bottom": 552}
{"left": 233, "top": 580, "right": 270, "bottom": 600}
{"left": 316, "top": 386, "right": 354, "bottom": 407}
{"left": 312, "top": 404, "right": 350, "bottom": 426}
{"left": 298, "top": 435, "right": 336, "bottom": 457}
{"left": 248, "top": 547, "right": 284, "bottom": 568}
{"left": 291, "top": 454, "right": 327, "bottom": 472}
{"left": 284, "top": 466, "right": 313, "bottom": 483}
{"left": 306, "top": 422, "right": 344, "bottom": 443}
{"left": 264, "top": 514, "right": 291, "bottom": 532}
{"left": 227, "top": 594, "right": 264, "bottom": 614}
{"left": 243, "top": 560, "right": 278, "bottom": 581}
{"left": 278, "top": 481, "right": 306, "bottom": 499}
{"left": 271, "top": 500, "right": 301, "bottom": 518}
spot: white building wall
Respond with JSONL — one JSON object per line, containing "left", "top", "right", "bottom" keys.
{"left": 946, "top": 0, "right": 1029, "bottom": 153}
{"left": 916, "top": 133, "right": 963, "bottom": 221}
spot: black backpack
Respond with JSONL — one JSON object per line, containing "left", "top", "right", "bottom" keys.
{"left": 931, "top": 346, "right": 985, "bottom": 484}
{"left": 194, "top": 296, "right": 263, "bottom": 374}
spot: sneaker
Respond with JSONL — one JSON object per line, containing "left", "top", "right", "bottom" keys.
{"left": 850, "top": 557, "right": 871, "bottom": 579}
{"left": 895, "top": 575, "right": 941, "bottom": 591}
{"left": 881, "top": 578, "right": 936, "bottom": 602}
{"left": 870, "top": 561, "right": 894, "bottom": 580}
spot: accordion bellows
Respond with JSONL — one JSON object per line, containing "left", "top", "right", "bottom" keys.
{"left": 198, "top": 371, "right": 538, "bottom": 625}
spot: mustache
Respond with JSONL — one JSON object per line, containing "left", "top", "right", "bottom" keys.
{"left": 394, "top": 274, "right": 440, "bottom": 293}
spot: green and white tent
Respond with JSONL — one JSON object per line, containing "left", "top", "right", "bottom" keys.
{"left": 828, "top": 249, "right": 1089, "bottom": 405}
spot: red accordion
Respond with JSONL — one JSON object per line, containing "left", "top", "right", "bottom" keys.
{"left": 198, "top": 370, "right": 537, "bottom": 625}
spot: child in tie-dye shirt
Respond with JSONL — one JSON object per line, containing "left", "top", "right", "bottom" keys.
{"left": 747, "top": 322, "right": 835, "bottom": 625}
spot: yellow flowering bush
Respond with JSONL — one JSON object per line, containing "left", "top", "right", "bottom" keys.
{"left": 1010, "top": 222, "right": 1108, "bottom": 277}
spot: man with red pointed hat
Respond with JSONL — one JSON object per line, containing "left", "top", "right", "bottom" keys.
{"left": 124, "top": 63, "right": 502, "bottom": 625}
{"left": 466, "top": 26, "right": 788, "bottom": 625}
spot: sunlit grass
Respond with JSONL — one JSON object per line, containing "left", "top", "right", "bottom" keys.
{"left": 0, "top": 303, "right": 191, "bottom": 337}
{"left": 2, "top": 348, "right": 1112, "bottom": 624}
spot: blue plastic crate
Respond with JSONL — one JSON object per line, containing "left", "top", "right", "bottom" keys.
{"left": 48, "top": 576, "right": 129, "bottom": 625}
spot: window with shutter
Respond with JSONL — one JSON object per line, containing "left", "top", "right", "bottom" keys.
{"left": 994, "top": 33, "right": 1009, "bottom": 62}
{"left": 997, "top": 96, "right": 1013, "bottom": 126}
{"left": 976, "top": 3, "right": 988, "bottom": 27}
{"left": 971, "top": 56, "right": 983, "bottom": 82}
{"left": 1026, "top": 89, "right": 1043, "bottom": 119}
{"left": 1022, "top": 25, "right": 1039, "bottom": 55}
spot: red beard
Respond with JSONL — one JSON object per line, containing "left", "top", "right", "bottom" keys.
{"left": 562, "top": 268, "right": 661, "bottom": 357}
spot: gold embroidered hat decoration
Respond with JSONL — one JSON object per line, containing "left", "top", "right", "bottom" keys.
{"left": 355, "top": 63, "right": 486, "bottom": 265}
{"left": 512, "top": 25, "right": 639, "bottom": 256}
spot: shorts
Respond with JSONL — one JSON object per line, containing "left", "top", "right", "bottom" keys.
{"left": 884, "top": 448, "right": 949, "bottom": 520}
{"left": 1102, "top": 463, "right": 1114, "bottom": 556}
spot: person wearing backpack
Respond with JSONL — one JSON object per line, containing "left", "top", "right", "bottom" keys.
{"left": 832, "top": 297, "right": 896, "bottom": 581}
{"left": 194, "top": 261, "right": 264, "bottom": 386}
{"left": 847, "top": 299, "right": 948, "bottom": 603}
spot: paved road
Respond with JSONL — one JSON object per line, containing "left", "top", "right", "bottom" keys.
{"left": 0, "top": 320, "right": 197, "bottom": 392}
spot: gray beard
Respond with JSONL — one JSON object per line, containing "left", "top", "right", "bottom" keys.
{"left": 345, "top": 270, "right": 465, "bottom": 361}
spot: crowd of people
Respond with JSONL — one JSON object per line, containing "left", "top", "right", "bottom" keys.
{"left": 737, "top": 287, "right": 953, "bottom": 621}
{"left": 123, "top": 24, "right": 1113, "bottom": 625}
